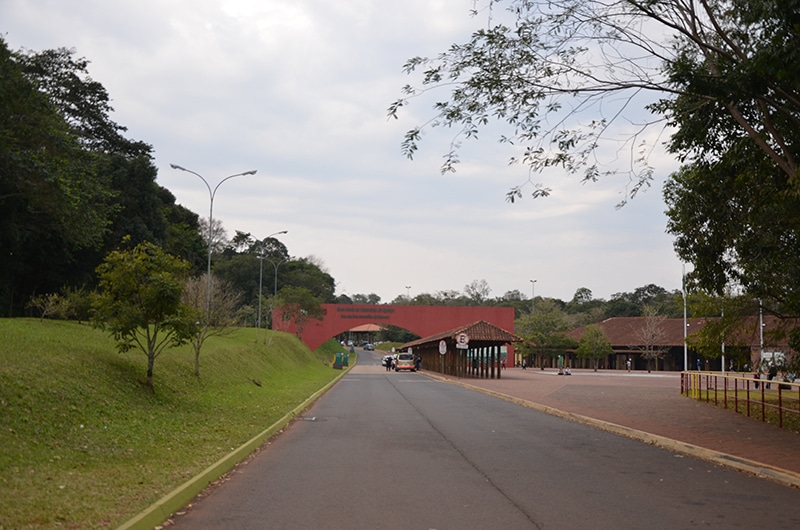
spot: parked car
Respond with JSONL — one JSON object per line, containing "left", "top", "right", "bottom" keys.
{"left": 364, "top": 343, "right": 374, "bottom": 351}
{"left": 395, "top": 352, "right": 415, "bottom": 371}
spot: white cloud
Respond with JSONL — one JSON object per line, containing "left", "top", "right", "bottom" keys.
{"left": 1, "top": 0, "right": 685, "bottom": 303}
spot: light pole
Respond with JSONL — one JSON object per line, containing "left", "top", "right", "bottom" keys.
{"left": 529, "top": 279, "right": 537, "bottom": 314}
{"left": 405, "top": 285, "right": 411, "bottom": 302}
{"left": 269, "top": 258, "right": 288, "bottom": 297}
{"left": 170, "top": 163, "right": 256, "bottom": 327}
{"left": 257, "top": 230, "right": 288, "bottom": 329}
{"left": 262, "top": 256, "right": 288, "bottom": 330}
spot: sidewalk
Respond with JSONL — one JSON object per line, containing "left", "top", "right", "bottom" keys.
{"left": 427, "top": 367, "right": 800, "bottom": 488}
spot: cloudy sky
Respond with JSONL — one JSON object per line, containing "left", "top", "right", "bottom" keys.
{"left": 3, "top": 0, "right": 687, "bottom": 303}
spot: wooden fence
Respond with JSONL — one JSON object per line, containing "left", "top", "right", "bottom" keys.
{"left": 681, "top": 371, "right": 800, "bottom": 432}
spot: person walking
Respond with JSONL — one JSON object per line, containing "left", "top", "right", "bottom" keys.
{"left": 626, "top": 358, "right": 631, "bottom": 372}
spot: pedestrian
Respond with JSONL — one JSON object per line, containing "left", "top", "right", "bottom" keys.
{"left": 626, "top": 358, "right": 631, "bottom": 372}
{"left": 767, "top": 362, "right": 777, "bottom": 389}
{"left": 522, "top": 360, "right": 527, "bottom": 370}
{"left": 501, "top": 358, "right": 506, "bottom": 370}
{"left": 696, "top": 358, "right": 702, "bottom": 371}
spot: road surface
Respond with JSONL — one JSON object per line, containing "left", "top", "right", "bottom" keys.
{"left": 167, "top": 350, "right": 800, "bottom": 529}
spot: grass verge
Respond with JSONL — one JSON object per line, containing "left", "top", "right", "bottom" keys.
{"left": 692, "top": 387, "right": 800, "bottom": 433}
{"left": 0, "top": 319, "right": 347, "bottom": 529}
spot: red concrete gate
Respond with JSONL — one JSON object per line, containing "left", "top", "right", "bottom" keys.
{"left": 274, "top": 304, "right": 516, "bottom": 358}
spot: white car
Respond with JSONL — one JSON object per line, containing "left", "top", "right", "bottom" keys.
{"left": 395, "top": 353, "right": 415, "bottom": 371}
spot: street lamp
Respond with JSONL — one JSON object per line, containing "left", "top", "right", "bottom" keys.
{"left": 257, "top": 230, "right": 288, "bottom": 329}
{"left": 405, "top": 285, "right": 411, "bottom": 302}
{"left": 530, "top": 279, "right": 537, "bottom": 314}
{"left": 170, "top": 163, "right": 256, "bottom": 327}
{"left": 268, "top": 257, "right": 289, "bottom": 297}
{"left": 261, "top": 256, "right": 289, "bottom": 330}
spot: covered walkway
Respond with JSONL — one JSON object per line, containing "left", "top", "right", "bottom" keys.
{"left": 399, "top": 320, "right": 521, "bottom": 379}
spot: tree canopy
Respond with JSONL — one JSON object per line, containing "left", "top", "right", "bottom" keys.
{"left": 0, "top": 38, "right": 205, "bottom": 316}
{"left": 390, "top": 0, "right": 800, "bottom": 203}
{"left": 92, "top": 240, "right": 194, "bottom": 389}
{"left": 575, "top": 324, "right": 614, "bottom": 371}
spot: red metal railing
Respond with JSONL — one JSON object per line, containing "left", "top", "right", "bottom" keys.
{"left": 681, "top": 372, "right": 800, "bottom": 431}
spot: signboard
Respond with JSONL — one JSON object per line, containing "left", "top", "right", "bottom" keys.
{"left": 439, "top": 340, "right": 447, "bottom": 355}
{"left": 456, "top": 332, "right": 469, "bottom": 349}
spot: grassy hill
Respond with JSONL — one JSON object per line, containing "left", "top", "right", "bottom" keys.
{"left": 0, "top": 318, "right": 346, "bottom": 529}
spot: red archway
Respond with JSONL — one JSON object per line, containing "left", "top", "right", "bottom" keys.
{"left": 275, "top": 304, "right": 516, "bottom": 355}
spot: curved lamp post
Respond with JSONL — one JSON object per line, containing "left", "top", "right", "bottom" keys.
{"left": 258, "top": 230, "right": 288, "bottom": 329}
{"left": 263, "top": 256, "right": 288, "bottom": 330}
{"left": 170, "top": 163, "right": 256, "bottom": 327}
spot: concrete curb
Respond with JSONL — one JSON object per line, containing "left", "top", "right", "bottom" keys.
{"left": 116, "top": 365, "right": 353, "bottom": 530}
{"left": 426, "top": 373, "right": 800, "bottom": 490}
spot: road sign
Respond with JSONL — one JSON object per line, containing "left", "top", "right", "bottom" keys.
{"left": 456, "top": 332, "right": 469, "bottom": 349}
{"left": 439, "top": 340, "right": 447, "bottom": 355}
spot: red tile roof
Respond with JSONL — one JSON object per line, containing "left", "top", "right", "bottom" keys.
{"left": 566, "top": 316, "right": 794, "bottom": 350}
{"left": 400, "top": 320, "right": 521, "bottom": 350}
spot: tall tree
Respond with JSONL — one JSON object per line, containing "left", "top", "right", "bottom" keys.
{"left": 15, "top": 45, "right": 151, "bottom": 157}
{"left": 0, "top": 37, "right": 114, "bottom": 315}
{"left": 665, "top": 140, "right": 800, "bottom": 320}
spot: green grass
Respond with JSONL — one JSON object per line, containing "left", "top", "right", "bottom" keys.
{"left": 0, "top": 319, "right": 348, "bottom": 529}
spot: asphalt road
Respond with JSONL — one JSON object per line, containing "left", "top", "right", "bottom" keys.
{"left": 166, "top": 350, "right": 800, "bottom": 529}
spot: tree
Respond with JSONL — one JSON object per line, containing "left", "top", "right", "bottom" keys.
{"left": 351, "top": 293, "right": 381, "bottom": 304}
{"left": 665, "top": 142, "right": 800, "bottom": 330}
{"left": 516, "top": 298, "right": 576, "bottom": 368}
{"left": 181, "top": 274, "right": 243, "bottom": 377}
{"left": 14, "top": 45, "right": 151, "bottom": 157}
{"left": 1, "top": 39, "right": 189, "bottom": 317}
{"left": 464, "top": 279, "right": 492, "bottom": 305}
{"left": 605, "top": 284, "right": 680, "bottom": 318}
{"left": 576, "top": 324, "right": 614, "bottom": 372}
{"left": 389, "top": 1, "right": 800, "bottom": 203}
{"left": 279, "top": 258, "right": 336, "bottom": 302}
{"left": 632, "top": 306, "right": 669, "bottom": 372}
{"left": 274, "top": 286, "right": 324, "bottom": 339}
{"left": 0, "top": 37, "right": 115, "bottom": 314}
{"left": 92, "top": 240, "right": 194, "bottom": 390}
